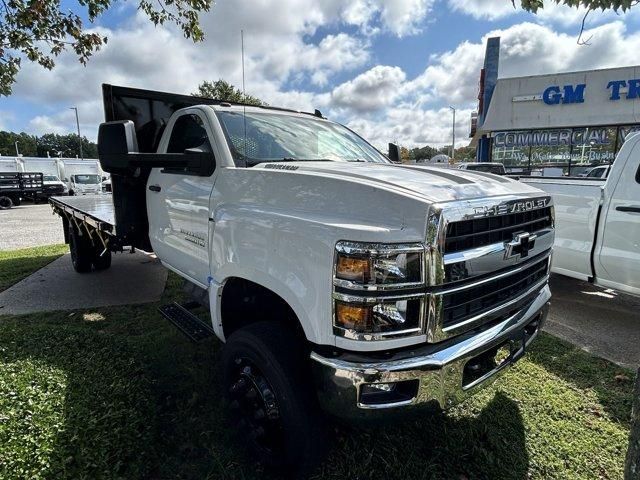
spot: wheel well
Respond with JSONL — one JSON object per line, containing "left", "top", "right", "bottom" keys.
{"left": 220, "top": 277, "right": 306, "bottom": 341}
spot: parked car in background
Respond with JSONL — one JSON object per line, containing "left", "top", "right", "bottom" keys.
{"left": 520, "top": 133, "right": 640, "bottom": 297}
{"left": 457, "top": 162, "right": 507, "bottom": 175}
{"left": 580, "top": 165, "right": 611, "bottom": 179}
{"left": 38, "top": 174, "right": 68, "bottom": 200}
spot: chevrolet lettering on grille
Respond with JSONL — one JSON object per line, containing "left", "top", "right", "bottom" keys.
{"left": 472, "top": 197, "right": 548, "bottom": 218}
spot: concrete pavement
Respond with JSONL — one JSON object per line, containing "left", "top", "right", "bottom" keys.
{"left": 0, "top": 251, "right": 168, "bottom": 315}
{"left": 0, "top": 203, "right": 65, "bottom": 250}
{"left": 545, "top": 274, "right": 640, "bottom": 370}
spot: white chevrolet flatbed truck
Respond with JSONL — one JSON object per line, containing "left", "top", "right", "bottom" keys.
{"left": 50, "top": 84, "right": 554, "bottom": 472}
{"left": 520, "top": 133, "right": 640, "bottom": 297}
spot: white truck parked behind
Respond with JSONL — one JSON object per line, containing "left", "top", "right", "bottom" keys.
{"left": 520, "top": 133, "right": 640, "bottom": 297}
{"left": 0, "top": 157, "right": 20, "bottom": 172}
{"left": 60, "top": 159, "right": 102, "bottom": 196}
{"left": 50, "top": 85, "right": 555, "bottom": 473}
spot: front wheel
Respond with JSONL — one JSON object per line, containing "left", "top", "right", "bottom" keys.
{"left": 222, "top": 322, "right": 327, "bottom": 476}
{"left": 0, "top": 196, "right": 12, "bottom": 209}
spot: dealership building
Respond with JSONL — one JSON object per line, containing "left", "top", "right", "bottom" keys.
{"left": 472, "top": 37, "right": 640, "bottom": 175}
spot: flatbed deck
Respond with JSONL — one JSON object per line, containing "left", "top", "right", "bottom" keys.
{"left": 50, "top": 195, "right": 116, "bottom": 234}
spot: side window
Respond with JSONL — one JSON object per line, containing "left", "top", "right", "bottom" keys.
{"left": 167, "top": 114, "right": 212, "bottom": 154}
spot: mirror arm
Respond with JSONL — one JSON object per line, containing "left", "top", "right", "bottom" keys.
{"left": 99, "top": 152, "right": 213, "bottom": 175}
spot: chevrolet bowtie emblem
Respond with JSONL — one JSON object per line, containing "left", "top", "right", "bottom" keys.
{"left": 505, "top": 232, "right": 537, "bottom": 259}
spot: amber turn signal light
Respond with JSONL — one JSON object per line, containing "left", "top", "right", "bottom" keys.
{"left": 335, "top": 302, "right": 372, "bottom": 331}
{"left": 336, "top": 255, "right": 370, "bottom": 283}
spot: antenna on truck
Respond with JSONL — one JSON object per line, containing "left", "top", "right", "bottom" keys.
{"left": 241, "top": 29, "right": 248, "bottom": 166}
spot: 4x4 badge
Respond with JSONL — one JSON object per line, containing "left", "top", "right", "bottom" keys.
{"left": 505, "top": 232, "right": 537, "bottom": 259}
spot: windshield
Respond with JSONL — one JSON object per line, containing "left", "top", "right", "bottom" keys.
{"left": 215, "top": 111, "right": 389, "bottom": 165}
{"left": 43, "top": 175, "right": 60, "bottom": 182}
{"left": 73, "top": 174, "right": 100, "bottom": 184}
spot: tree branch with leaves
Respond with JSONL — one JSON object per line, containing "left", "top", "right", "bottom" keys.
{"left": 193, "top": 79, "right": 265, "bottom": 106}
{"left": 0, "top": 0, "right": 214, "bottom": 96}
{"left": 515, "top": 0, "right": 639, "bottom": 44}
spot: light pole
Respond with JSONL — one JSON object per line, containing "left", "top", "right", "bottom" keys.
{"left": 14, "top": 141, "right": 19, "bottom": 156}
{"left": 449, "top": 106, "right": 456, "bottom": 162}
{"left": 69, "top": 107, "right": 83, "bottom": 160}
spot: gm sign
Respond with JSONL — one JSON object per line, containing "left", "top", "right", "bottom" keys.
{"left": 541, "top": 79, "right": 640, "bottom": 106}
{"left": 542, "top": 84, "right": 586, "bottom": 105}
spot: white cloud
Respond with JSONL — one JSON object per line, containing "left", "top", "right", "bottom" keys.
{"left": 449, "top": 0, "right": 518, "bottom": 20}
{"left": 378, "top": 0, "right": 436, "bottom": 36}
{"left": 448, "top": 0, "right": 638, "bottom": 26}
{"left": 331, "top": 20, "right": 640, "bottom": 148}
{"left": 28, "top": 106, "right": 98, "bottom": 137}
{"left": 331, "top": 66, "right": 407, "bottom": 112}
{"left": 347, "top": 106, "right": 473, "bottom": 148}
{"left": 7, "top": 0, "right": 640, "bottom": 153}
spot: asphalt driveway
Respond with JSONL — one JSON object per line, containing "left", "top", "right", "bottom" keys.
{"left": 545, "top": 274, "right": 640, "bottom": 369}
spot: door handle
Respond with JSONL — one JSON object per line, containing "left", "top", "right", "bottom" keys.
{"left": 148, "top": 185, "right": 161, "bottom": 192}
{"left": 616, "top": 205, "right": 640, "bottom": 213}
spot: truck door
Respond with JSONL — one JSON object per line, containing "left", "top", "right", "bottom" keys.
{"left": 595, "top": 148, "right": 640, "bottom": 295}
{"left": 146, "top": 108, "right": 217, "bottom": 287}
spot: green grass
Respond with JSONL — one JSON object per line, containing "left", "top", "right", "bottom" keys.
{"left": 0, "top": 271, "right": 634, "bottom": 479}
{"left": 0, "top": 244, "right": 69, "bottom": 292}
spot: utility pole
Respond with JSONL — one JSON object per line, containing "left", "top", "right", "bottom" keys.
{"left": 69, "top": 106, "right": 83, "bottom": 160}
{"left": 449, "top": 106, "right": 456, "bottom": 162}
{"left": 14, "top": 141, "right": 19, "bottom": 156}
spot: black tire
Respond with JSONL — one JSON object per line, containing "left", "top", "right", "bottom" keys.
{"left": 68, "top": 224, "right": 93, "bottom": 273}
{"left": 92, "top": 248, "right": 112, "bottom": 270}
{"left": 12, "top": 197, "right": 21, "bottom": 206}
{"left": 68, "top": 190, "right": 75, "bottom": 196}
{"left": 0, "top": 196, "right": 12, "bottom": 209}
{"left": 222, "top": 322, "right": 327, "bottom": 476}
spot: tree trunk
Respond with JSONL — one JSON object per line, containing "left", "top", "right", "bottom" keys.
{"left": 625, "top": 368, "right": 640, "bottom": 479}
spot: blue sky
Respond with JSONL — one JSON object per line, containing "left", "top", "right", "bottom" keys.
{"left": 2, "top": 0, "right": 640, "bottom": 148}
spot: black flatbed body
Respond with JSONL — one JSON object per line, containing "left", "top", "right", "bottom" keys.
{"left": 50, "top": 195, "right": 116, "bottom": 235}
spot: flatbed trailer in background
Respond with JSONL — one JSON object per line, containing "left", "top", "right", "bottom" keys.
{"left": 49, "top": 195, "right": 121, "bottom": 272}
{"left": 0, "top": 172, "right": 43, "bottom": 209}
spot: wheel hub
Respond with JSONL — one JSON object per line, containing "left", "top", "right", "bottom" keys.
{"left": 229, "top": 358, "right": 283, "bottom": 456}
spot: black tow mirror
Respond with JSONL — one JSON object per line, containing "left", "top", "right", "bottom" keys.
{"left": 388, "top": 143, "right": 401, "bottom": 163}
{"left": 98, "top": 121, "right": 215, "bottom": 176}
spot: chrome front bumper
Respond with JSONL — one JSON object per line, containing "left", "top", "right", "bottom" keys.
{"left": 311, "top": 285, "right": 550, "bottom": 421}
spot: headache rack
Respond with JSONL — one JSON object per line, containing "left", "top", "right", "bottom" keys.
{"left": 0, "top": 172, "right": 43, "bottom": 193}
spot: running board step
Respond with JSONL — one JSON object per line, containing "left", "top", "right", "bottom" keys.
{"left": 159, "top": 302, "right": 215, "bottom": 342}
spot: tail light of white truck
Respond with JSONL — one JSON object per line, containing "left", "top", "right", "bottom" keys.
{"left": 332, "top": 241, "right": 426, "bottom": 340}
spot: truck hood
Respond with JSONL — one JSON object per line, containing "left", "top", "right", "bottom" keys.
{"left": 255, "top": 161, "right": 542, "bottom": 204}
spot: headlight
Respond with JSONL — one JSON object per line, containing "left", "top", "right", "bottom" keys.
{"left": 333, "top": 241, "right": 425, "bottom": 340}
{"left": 334, "top": 241, "right": 424, "bottom": 289}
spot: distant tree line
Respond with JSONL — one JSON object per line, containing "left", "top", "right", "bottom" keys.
{"left": 0, "top": 131, "right": 98, "bottom": 158}
{"left": 405, "top": 144, "right": 476, "bottom": 163}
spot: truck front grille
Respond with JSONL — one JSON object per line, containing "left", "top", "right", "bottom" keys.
{"left": 444, "top": 207, "right": 553, "bottom": 254}
{"left": 441, "top": 256, "right": 549, "bottom": 329}
{"left": 427, "top": 196, "right": 554, "bottom": 342}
